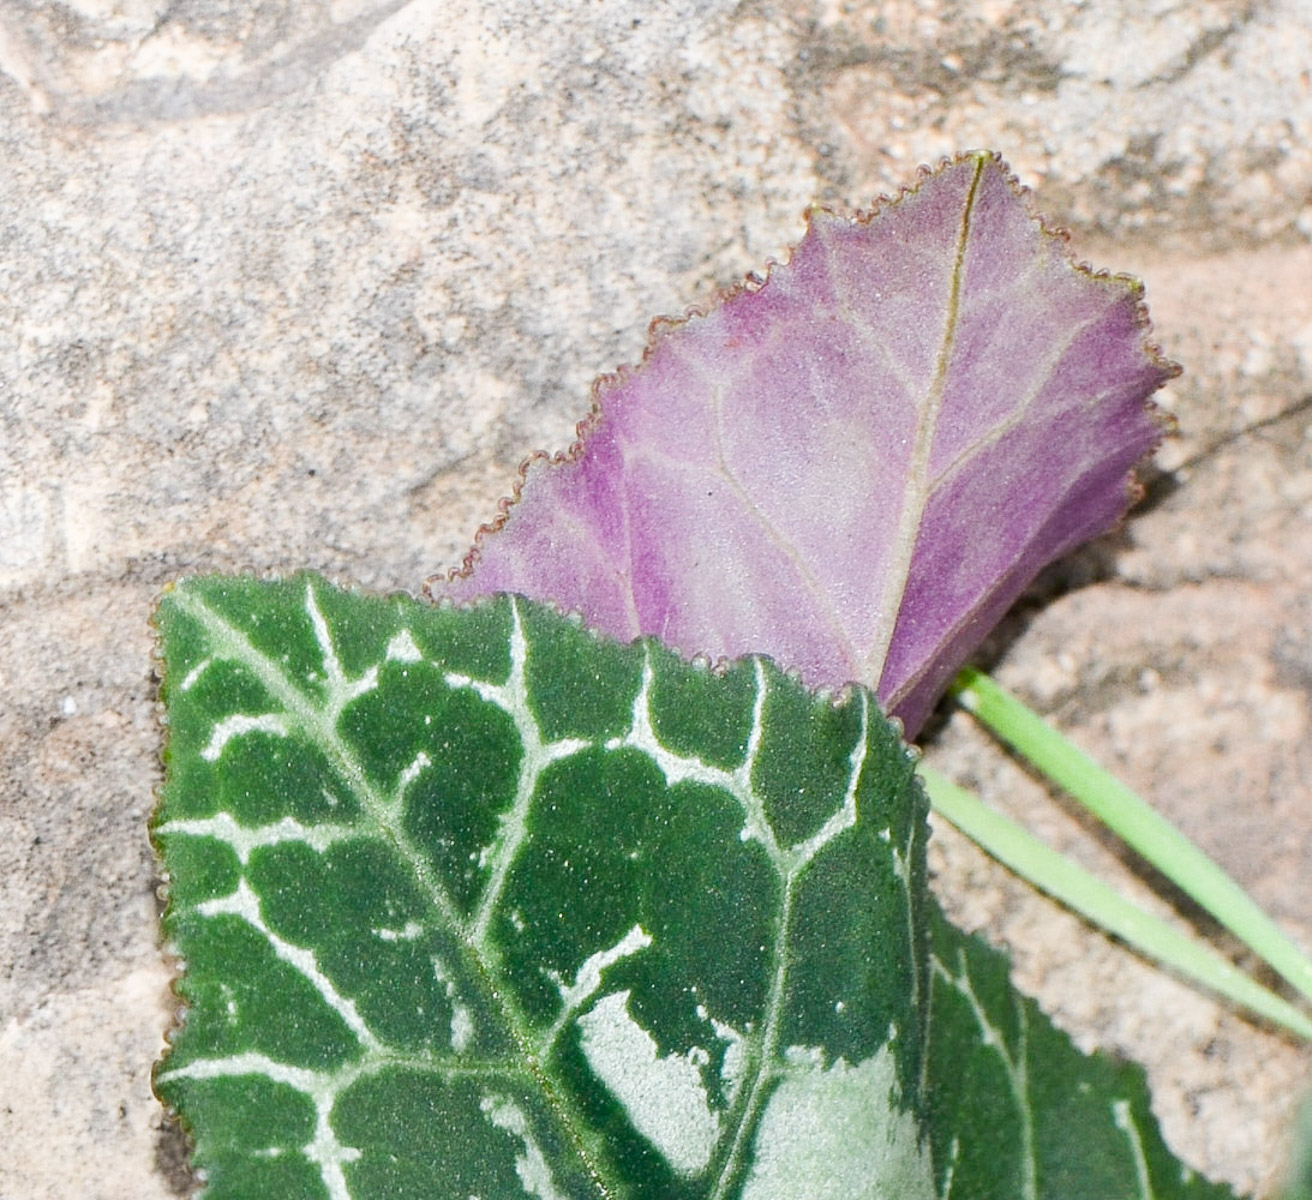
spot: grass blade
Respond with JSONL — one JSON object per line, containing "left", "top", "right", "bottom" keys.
{"left": 950, "top": 666, "right": 1312, "bottom": 1012}
{"left": 919, "top": 763, "right": 1312, "bottom": 1041}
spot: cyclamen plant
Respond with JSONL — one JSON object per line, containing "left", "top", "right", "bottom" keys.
{"left": 153, "top": 153, "right": 1295, "bottom": 1197}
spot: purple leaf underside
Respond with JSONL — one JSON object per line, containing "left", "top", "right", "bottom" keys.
{"left": 434, "top": 152, "right": 1176, "bottom": 736}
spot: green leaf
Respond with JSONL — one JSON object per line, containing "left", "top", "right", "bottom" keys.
{"left": 926, "top": 910, "right": 1236, "bottom": 1200}
{"left": 154, "top": 574, "right": 931, "bottom": 1199}
{"left": 153, "top": 575, "right": 1237, "bottom": 1199}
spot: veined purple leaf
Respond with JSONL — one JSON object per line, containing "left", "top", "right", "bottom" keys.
{"left": 433, "top": 152, "right": 1176, "bottom": 736}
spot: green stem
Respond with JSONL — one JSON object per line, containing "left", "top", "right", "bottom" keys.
{"left": 919, "top": 763, "right": 1312, "bottom": 1041}
{"left": 950, "top": 665, "right": 1312, "bottom": 1013}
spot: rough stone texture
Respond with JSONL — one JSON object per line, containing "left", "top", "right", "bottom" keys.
{"left": 0, "top": 0, "right": 1307, "bottom": 1195}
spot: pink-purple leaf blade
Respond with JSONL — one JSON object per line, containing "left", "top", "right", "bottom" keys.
{"left": 436, "top": 153, "right": 1175, "bottom": 735}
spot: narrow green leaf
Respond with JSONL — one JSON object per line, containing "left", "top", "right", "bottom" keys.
{"left": 952, "top": 667, "right": 1312, "bottom": 1010}
{"left": 920, "top": 765, "right": 1312, "bottom": 1041}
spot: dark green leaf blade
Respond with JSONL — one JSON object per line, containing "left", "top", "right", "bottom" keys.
{"left": 927, "top": 907, "right": 1238, "bottom": 1200}
{"left": 153, "top": 574, "right": 933, "bottom": 1199}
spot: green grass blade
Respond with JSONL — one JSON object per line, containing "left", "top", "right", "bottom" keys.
{"left": 951, "top": 665, "right": 1312, "bottom": 1011}
{"left": 919, "top": 764, "right": 1312, "bottom": 1042}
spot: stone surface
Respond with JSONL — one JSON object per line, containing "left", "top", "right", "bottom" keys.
{"left": 0, "top": 0, "right": 1308, "bottom": 1195}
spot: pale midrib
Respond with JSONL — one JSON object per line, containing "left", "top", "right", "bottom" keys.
{"left": 707, "top": 870, "right": 800, "bottom": 1200}
{"left": 615, "top": 465, "right": 645, "bottom": 637}
{"left": 706, "top": 676, "right": 868, "bottom": 1200}
{"left": 860, "top": 154, "right": 986, "bottom": 691}
{"left": 177, "top": 588, "right": 465, "bottom": 937}
{"left": 176, "top": 587, "right": 615, "bottom": 1197}
{"left": 933, "top": 950, "right": 1037, "bottom": 1200}
{"left": 879, "top": 440, "right": 1120, "bottom": 717}
{"left": 1112, "top": 1100, "right": 1156, "bottom": 1200}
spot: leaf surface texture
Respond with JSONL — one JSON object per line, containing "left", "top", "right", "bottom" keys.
{"left": 154, "top": 576, "right": 1233, "bottom": 1199}
{"left": 436, "top": 153, "right": 1174, "bottom": 734}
